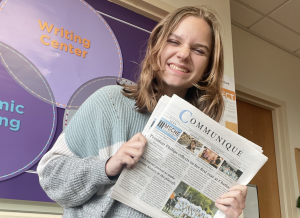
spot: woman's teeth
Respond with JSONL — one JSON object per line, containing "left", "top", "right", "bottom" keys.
{"left": 169, "top": 64, "right": 188, "bottom": 73}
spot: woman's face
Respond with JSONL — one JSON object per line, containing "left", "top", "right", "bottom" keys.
{"left": 160, "top": 16, "right": 212, "bottom": 96}
{"left": 191, "top": 141, "right": 196, "bottom": 148}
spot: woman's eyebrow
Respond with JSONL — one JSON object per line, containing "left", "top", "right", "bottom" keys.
{"left": 193, "top": 43, "right": 210, "bottom": 53}
{"left": 169, "top": 33, "right": 182, "bottom": 40}
{"left": 169, "top": 33, "right": 210, "bottom": 52}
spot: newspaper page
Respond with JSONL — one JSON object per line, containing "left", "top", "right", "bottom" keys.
{"left": 143, "top": 95, "right": 170, "bottom": 136}
{"left": 111, "top": 95, "right": 268, "bottom": 218}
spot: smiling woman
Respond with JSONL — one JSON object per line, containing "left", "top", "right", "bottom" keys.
{"left": 122, "top": 6, "right": 225, "bottom": 122}
{"left": 37, "top": 6, "right": 246, "bottom": 218}
{"left": 160, "top": 16, "right": 212, "bottom": 97}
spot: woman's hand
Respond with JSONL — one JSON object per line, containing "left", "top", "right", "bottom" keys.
{"left": 105, "top": 132, "right": 147, "bottom": 177}
{"left": 215, "top": 185, "right": 247, "bottom": 218}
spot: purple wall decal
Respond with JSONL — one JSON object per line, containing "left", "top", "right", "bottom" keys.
{"left": 0, "top": 0, "right": 157, "bottom": 202}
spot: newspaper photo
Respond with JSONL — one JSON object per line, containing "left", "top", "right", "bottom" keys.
{"left": 111, "top": 95, "right": 268, "bottom": 218}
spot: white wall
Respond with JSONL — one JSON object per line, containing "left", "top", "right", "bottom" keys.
{"left": 232, "top": 24, "right": 300, "bottom": 218}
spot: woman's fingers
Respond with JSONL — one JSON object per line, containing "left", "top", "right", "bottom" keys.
{"left": 229, "top": 185, "right": 247, "bottom": 197}
{"left": 124, "top": 140, "right": 147, "bottom": 151}
{"left": 105, "top": 132, "right": 147, "bottom": 176}
{"left": 215, "top": 203, "right": 239, "bottom": 218}
{"left": 215, "top": 185, "right": 247, "bottom": 218}
{"left": 122, "top": 155, "right": 135, "bottom": 169}
{"left": 220, "top": 185, "right": 247, "bottom": 209}
{"left": 216, "top": 197, "right": 240, "bottom": 211}
{"left": 128, "top": 132, "right": 147, "bottom": 144}
{"left": 124, "top": 147, "right": 143, "bottom": 160}
{"left": 125, "top": 133, "right": 147, "bottom": 152}
{"left": 219, "top": 190, "right": 246, "bottom": 209}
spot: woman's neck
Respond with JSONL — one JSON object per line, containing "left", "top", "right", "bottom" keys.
{"left": 161, "top": 87, "right": 187, "bottom": 99}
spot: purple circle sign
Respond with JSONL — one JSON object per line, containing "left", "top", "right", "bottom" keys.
{"left": 0, "top": 0, "right": 124, "bottom": 181}
{"left": 0, "top": 0, "right": 123, "bottom": 108}
{"left": 0, "top": 42, "right": 57, "bottom": 181}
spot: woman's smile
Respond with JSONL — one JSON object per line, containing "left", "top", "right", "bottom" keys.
{"left": 160, "top": 16, "right": 212, "bottom": 98}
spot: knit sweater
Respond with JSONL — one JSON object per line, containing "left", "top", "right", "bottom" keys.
{"left": 37, "top": 85, "right": 151, "bottom": 218}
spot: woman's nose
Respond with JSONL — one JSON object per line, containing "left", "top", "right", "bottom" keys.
{"left": 176, "top": 46, "right": 190, "bottom": 61}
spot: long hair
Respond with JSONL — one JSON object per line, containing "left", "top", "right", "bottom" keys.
{"left": 186, "top": 140, "right": 196, "bottom": 150}
{"left": 122, "top": 6, "right": 224, "bottom": 122}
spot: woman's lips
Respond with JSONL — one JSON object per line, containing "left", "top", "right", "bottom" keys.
{"left": 168, "top": 64, "right": 190, "bottom": 74}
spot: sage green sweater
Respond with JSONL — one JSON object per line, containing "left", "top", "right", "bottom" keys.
{"left": 37, "top": 85, "right": 151, "bottom": 217}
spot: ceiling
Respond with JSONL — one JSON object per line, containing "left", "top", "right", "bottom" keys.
{"left": 230, "top": 0, "right": 300, "bottom": 58}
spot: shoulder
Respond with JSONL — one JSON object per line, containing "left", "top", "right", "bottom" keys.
{"left": 90, "top": 85, "right": 123, "bottom": 103}
{"left": 65, "top": 86, "right": 124, "bottom": 121}
{"left": 97, "top": 84, "right": 123, "bottom": 94}
{"left": 92, "top": 85, "right": 135, "bottom": 109}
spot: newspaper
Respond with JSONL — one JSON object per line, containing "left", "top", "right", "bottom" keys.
{"left": 111, "top": 95, "right": 268, "bottom": 218}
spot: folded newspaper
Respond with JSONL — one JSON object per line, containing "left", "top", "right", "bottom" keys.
{"left": 111, "top": 95, "right": 268, "bottom": 218}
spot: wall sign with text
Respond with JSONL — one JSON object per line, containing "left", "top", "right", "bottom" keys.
{"left": 0, "top": 0, "right": 123, "bottom": 181}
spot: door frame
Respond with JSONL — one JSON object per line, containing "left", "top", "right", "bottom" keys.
{"left": 235, "top": 84, "right": 296, "bottom": 218}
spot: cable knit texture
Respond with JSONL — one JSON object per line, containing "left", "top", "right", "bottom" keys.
{"left": 37, "top": 85, "right": 151, "bottom": 218}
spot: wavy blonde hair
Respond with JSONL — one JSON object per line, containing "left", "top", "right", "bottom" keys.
{"left": 122, "top": 6, "right": 224, "bottom": 122}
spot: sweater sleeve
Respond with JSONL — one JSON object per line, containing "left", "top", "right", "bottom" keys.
{"left": 37, "top": 88, "right": 116, "bottom": 208}
{"left": 37, "top": 134, "right": 114, "bottom": 208}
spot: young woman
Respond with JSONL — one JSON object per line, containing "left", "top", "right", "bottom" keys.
{"left": 186, "top": 141, "right": 196, "bottom": 153}
{"left": 37, "top": 5, "right": 246, "bottom": 218}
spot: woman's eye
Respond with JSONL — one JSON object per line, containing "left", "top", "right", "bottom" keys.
{"left": 195, "top": 49, "right": 205, "bottom": 55}
{"left": 167, "top": 39, "right": 179, "bottom": 45}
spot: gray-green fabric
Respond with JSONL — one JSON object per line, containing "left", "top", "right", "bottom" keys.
{"left": 38, "top": 85, "right": 151, "bottom": 217}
